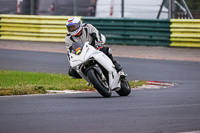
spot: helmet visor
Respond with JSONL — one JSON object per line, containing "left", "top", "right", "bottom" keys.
{"left": 67, "top": 22, "right": 80, "bottom": 32}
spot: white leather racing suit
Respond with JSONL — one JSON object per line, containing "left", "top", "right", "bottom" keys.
{"left": 65, "top": 23, "right": 106, "bottom": 52}
{"left": 66, "top": 23, "right": 122, "bottom": 77}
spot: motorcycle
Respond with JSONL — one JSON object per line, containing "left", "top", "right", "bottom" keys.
{"left": 69, "top": 41, "right": 131, "bottom": 97}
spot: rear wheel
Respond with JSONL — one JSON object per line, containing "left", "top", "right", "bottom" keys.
{"left": 116, "top": 78, "right": 131, "bottom": 96}
{"left": 87, "top": 69, "right": 111, "bottom": 97}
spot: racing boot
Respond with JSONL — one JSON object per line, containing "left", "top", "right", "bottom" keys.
{"left": 113, "top": 60, "right": 122, "bottom": 72}
{"left": 113, "top": 60, "right": 127, "bottom": 77}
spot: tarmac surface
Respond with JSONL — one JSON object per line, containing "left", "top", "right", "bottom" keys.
{"left": 1, "top": 40, "right": 200, "bottom": 133}
{"left": 0, "top": 48, "right": 200, "bottom": 133}
{"left": 0, "top": 40, "right": 200, "bottom": 62}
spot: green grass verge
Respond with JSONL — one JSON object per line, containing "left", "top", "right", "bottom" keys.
{"left": 0, "top": 70, "right": 146, "bottom": 96}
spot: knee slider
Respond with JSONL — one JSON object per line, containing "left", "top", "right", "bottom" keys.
{"left": 108, "top": 48, "right": 112, "bottom": 55}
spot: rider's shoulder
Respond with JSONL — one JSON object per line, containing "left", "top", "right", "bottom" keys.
{"left": 82, "top": 23, "right": 94, "bottom": 28}
{"left": 66, "top": 33, "right": 71, "bottom": 36}
{"left": 65, "top": 33, "right": 72, "bottom": 39}
{"left": 66, "top": 33, "right": 71, "bottom": 38}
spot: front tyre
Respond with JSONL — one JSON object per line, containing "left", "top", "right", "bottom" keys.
{"left": 116, "top": 78, "right": 131, "bottom": 96}
{"left": 87, "top": 69, "right": 111, "bottom": 97}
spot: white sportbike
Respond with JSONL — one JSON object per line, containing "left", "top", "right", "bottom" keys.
{"left": 69, "top": 42, "right": 131, "bottom": 97}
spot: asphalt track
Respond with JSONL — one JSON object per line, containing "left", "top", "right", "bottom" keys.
{"left": 0, "top": 49, "right": 200, "bottom": 133}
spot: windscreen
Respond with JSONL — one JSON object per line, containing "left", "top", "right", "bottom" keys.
{"left": 72, "top": 42, "right": 84, "bottom": 55}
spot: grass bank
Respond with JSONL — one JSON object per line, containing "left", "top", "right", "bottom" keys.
{"left": 0, "top": 70, "right": 146, "bottom": 96}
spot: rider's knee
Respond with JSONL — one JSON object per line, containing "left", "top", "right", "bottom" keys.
{"left": 100, "top": 47, "right": 112, "bottom": 55}
{"left": 107, "top": 47, "right": 112, "bottom": 55}
{"left": 68, "top": 67, "right": 82, "bottom": 79}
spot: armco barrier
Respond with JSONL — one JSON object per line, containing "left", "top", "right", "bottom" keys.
{"left": 0, "top": 14, "right": 200, "bottom": 47}
{"left": 83, "top": 17, "right": 171, "bottom": 46}
{"left": 0, "top": 14, "right": 76, "bottom": 42}
{"left": 0, "top": 14, "right": 171, "bottom": 46}
{"left": 170, "top": 19, "right": 200, "bottom": 47}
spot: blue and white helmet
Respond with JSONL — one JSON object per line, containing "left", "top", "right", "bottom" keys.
{"left": 66, "top": 17, "right": 82, "bottom": 36}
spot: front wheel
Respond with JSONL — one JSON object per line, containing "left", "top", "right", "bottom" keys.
{"left": 116, "top": 78, "right": 131, "bottom": 96}
{"left": 87, "top": 69, "right": 111, "bottom": 97}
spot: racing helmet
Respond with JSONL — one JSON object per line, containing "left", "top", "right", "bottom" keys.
{"left": 66, "top": 17, "right": 82, "bottom": 36}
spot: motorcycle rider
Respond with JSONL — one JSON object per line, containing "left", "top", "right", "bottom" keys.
{"left": 65, "top": 17, "right": 123, "bottom": 78}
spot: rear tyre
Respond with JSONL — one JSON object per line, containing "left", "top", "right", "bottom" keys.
{"left": 87, "top": 69, "right": 111, "bottom": 97}
{"left": 116, "top": 78, "right": 131, "bottom": 96}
